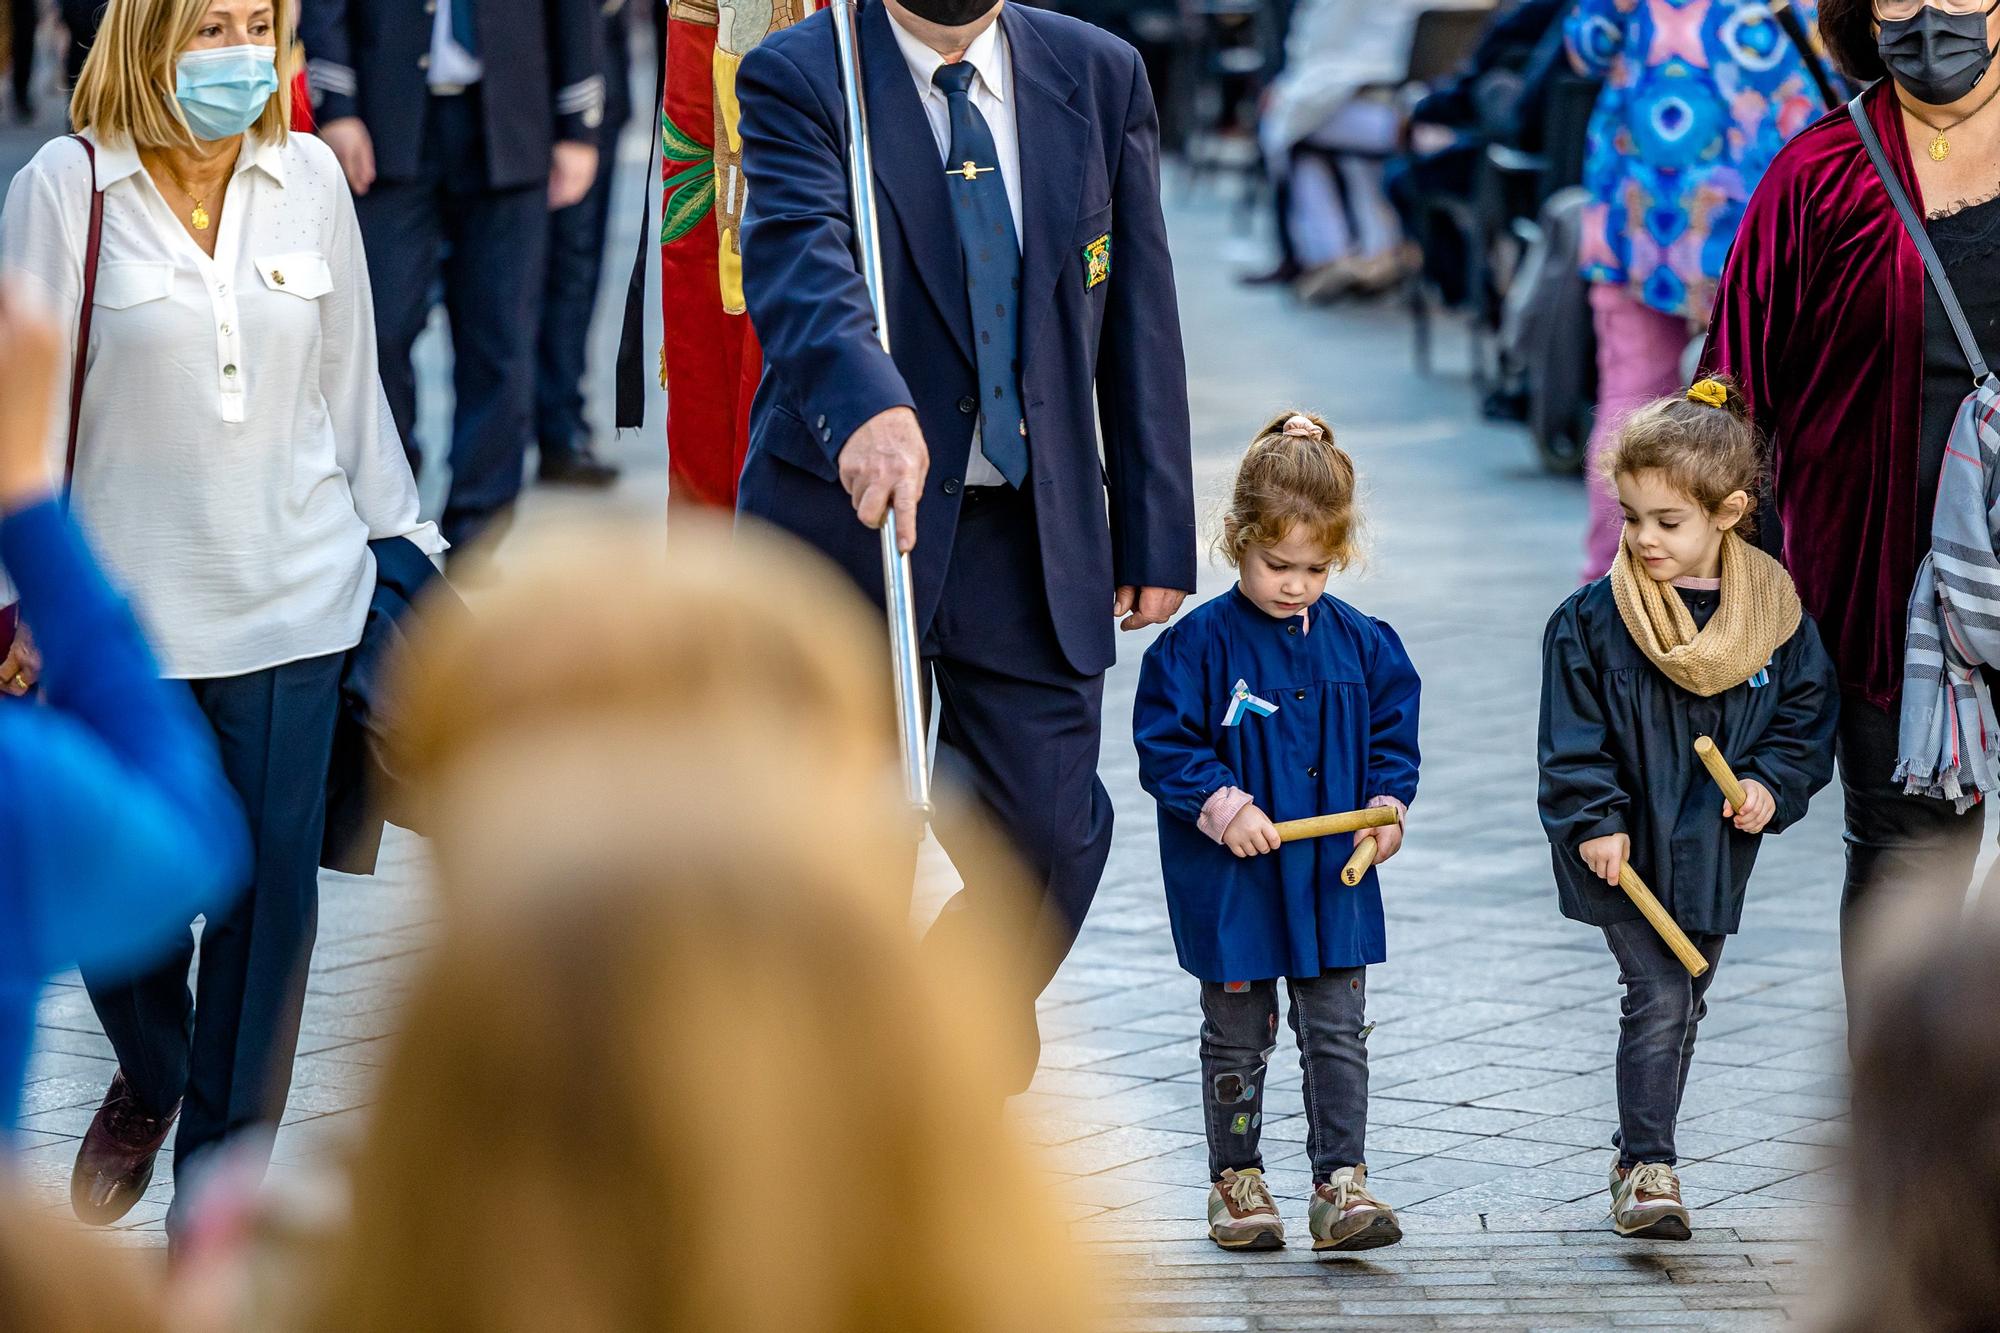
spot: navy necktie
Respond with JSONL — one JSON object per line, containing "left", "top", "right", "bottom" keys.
{"left": 933, "top": 61, "right": 1028, "bottom": 488}
{"left": 451, "top": 0, "right": 479, "bottom": 55}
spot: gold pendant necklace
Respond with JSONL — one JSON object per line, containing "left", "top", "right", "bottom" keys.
{"left": 1930, "top": 129, "right": 1953, "bottom": 162}
{"left": 1915, "top": 81, "right": 2000, "bottom": 164}
{"left": 161, "top": 162, "right": 211, "bottom": 231}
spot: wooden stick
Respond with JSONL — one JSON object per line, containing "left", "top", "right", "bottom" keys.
{"left": 1341, "top": 837, "right": 1380, "bottom": 886}
{"left": 1616, "top": 864, "right": 1711, "bottom": 977}
{"left": 1273, "top": 805, "right": 1401, "bottom": 843}
{"left": 1693, "top": 735, "right": 1749, "bottom": 810}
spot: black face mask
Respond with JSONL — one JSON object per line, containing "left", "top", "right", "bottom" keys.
{"left": 1879, "top": 3, "right": 2000, "bottom": 107}
{"left": 894, "top": 0, "right": 1002, "bottom": 28}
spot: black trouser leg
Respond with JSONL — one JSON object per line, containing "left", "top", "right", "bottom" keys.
{"left": 353, "top": 171, "right": 446, "bottom": 482}
{"left": 1602, "top": 921, "right": 1726, "bottom": 1167}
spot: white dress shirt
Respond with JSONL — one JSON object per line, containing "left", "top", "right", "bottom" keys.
{"left": 0, "top": 131, "right": 444, "bottom": 680}
{"left": 884, "top": 10, "right": 1020, "bottom": 488}
{"left": 428, "top": 1, "right": 485, "bottom": 88}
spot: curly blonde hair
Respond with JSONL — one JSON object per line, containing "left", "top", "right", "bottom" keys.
{"left": 1601, "top": 377, "right": 1764, "bottom": 533}
{"left": 1217, "top": 409, "right": 1360, "bottom": 568}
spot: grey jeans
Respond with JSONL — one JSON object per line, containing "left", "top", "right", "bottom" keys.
{"left": 1602, "top": 918, "right": 1727, "bottom": 1167}
{"left": 1199, "top": 969, "right": 1368, "bottom": 1184}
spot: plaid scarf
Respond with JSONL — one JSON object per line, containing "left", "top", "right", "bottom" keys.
{"left": 1610, "top": 532, "right": 1801, "bottom": 698}
{"left": 1897, "top": 379, "right": 2000, "bottom": 811}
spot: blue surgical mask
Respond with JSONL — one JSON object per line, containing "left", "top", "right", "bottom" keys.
{"left": 174, "top": 44, "right": 278, "bottom": 141}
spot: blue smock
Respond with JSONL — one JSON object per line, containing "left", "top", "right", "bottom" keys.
{"left": 1134, "top": 588, "right": 1421, "bottom": 983}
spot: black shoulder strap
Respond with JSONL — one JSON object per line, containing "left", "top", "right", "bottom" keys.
{"left": 613, "top": 23, "right": 668, "bottom": 431}
{"left": 65, "top": 133, "right": 104, "bottom": 502}
{"left": 1847, "top": 94, "right": 1991, "bottom": 382}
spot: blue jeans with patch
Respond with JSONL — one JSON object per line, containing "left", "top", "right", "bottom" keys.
{"left": 1199, "top": 969, "right": 1368, "bottom": 1185}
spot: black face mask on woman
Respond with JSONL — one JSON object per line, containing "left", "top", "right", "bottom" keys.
{"left": 896, "top": 0, "right": 1002, "bottom": 27}
{"left": 1879, "top": 2, "right": 2000, "bottom": 107}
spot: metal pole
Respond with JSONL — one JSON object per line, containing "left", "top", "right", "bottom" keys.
{"left": 832, "top": 0, "right": 932, "bottom": 816}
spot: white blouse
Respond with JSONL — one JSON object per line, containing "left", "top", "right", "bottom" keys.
{"left": 0, "top": 130, "right": 443, "bottom": 680}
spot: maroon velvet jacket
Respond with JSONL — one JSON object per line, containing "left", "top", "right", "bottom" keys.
{"left": 1702, "top": 83, "right": 1926, "bottom": 714}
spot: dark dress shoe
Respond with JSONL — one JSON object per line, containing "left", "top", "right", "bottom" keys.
{"left": 537, "top": 445, "right": 621, "bottom": 488}
{"left": 72, "top": 1071, "right": 179, "bottom": 1225}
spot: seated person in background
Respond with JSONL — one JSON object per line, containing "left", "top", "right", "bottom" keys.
{"left": 1382, "top": 0, "right": 1568, "bottom": 307}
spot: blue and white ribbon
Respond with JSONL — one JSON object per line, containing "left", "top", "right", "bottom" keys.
{"left": 1222, "top": 679, "right": 1279, "bottom": 727}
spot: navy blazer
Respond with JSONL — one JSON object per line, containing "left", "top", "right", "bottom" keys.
{"left": 300, "top": 0, "right": 604, "bottom": 190}
{"left": 735, "top": 0, "right": 1195, "bottom": 677}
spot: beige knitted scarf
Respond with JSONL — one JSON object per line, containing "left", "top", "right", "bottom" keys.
{"left": 1609, "top": 532, "right": 1802, "bottom": 697}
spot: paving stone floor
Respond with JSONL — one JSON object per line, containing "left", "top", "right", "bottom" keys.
{"left": 4, "top": 114, "right": 1880, "bottom": 1325}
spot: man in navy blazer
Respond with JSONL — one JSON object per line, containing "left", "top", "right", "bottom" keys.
{"left": 736, "top": 0, "right": 1195, "bottom": 1071}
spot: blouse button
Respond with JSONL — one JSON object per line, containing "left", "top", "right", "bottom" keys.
{"left": 1285, "top": 624, "right": 1298, "bottom": 636}
{"left": 223, "top": 364, "right": 238, "bottom": 377}
{"left": 1306, "top": 766, "right": 1319, "bottom": 779}
{"left": 220, "top": 322, "right": 232, "bottom": 335}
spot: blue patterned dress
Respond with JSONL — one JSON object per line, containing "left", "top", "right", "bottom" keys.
{"left": 1567, "top": 0, "right": 1826, "bottom": 320}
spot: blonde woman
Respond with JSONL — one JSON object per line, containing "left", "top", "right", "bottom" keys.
{"left": 274, "top": 519, "right": 1094, "bottom": 1333}
{"left": 0, "top": 0, "right": 440, "bottom": 1241}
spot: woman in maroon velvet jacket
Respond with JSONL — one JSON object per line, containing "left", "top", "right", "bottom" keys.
{"left": 1703, "top": 0, "right": 2000, "bottom": 1007}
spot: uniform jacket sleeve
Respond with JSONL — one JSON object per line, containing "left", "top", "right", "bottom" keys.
{"left": 320, "top": 162, "right": 446, "bottom": 555}
{"left": 1133, "top": 626, "right": 1244, "bottom": 825}
{"left": 738, "top": 40, "right": 916, "bottom": 463}
{"left": 0, "top": 501, "right": 248, "bottom": 984}
{"left": 549, "top": 0, "right": 607, "bottom": 145}
{"left": 1096, "top": 47, "right": 1196, "bottom": 594}
{"left": 1538, "top": 596, "right": 1629, "bottom": 848}
{"left": 1737, "top": 615, "right": 1840, "bottom": 834}
{"left": 299, "top": 0, "right": 360, "bottom": 124}
{"left": 1364, "top": 618, "right": 1421, "bottom": 807}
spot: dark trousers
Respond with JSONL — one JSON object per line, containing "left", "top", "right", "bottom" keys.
{"left": 1200, "top": 970, "right": 1369, "bottom": 1184}
{"left": 1836, "top": 700, "right": 1985, "bottom": 1021}
{"left": 57, "top": 0, "right": 92, "bottom": 83}
{"left": 535, "top": 16, "right": 629, "bottom": 462}
{"left": 355, "top": 87, "right": 548, "bottom": 550}
{"left": 1602, "top": 918, "right": 1725, "bottom": 1167}
{"left": 918, "top": 486, "right": 1115, "bottom": 1087}
{"left": 80, "top": 654, "right": 341, "bottom": 1227}
{"left": 9, "top": 0, "right": 35, "bottom": 114}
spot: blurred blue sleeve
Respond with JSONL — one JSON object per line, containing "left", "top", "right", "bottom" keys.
{"left": 0, "top": 500, "right": 248, "bottom": 983}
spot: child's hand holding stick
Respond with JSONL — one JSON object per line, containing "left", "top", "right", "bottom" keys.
{"left": 1579, "top": 831, "right": 1709, "bottom": 976}
{"left": 1694, "top": 736, "right": 1775, "bottom": 833}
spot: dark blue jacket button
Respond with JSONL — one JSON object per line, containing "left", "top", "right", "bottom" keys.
{"left": 958, "top": 396, "right": 977, "bottom": 414}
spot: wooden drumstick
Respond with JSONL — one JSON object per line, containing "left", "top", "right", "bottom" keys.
{"left": 1615, "top": 863, "right": 1710, "bottom": 977}
{"left": 1341, "top": 837, "right": 1379, "bottom": 886}
{"left": 1693, "top": 735, "right": 1749, "bottom": 810}
{"left": 1273, "top": 805, "right": 1401, "bottom": 843}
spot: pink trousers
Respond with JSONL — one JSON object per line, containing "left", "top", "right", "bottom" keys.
{"left": 1581, "top": 283, "right": 1694, "bottom": 582}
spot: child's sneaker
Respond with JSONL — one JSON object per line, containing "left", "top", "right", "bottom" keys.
{"left": 1608, "top": 1160, "right": 1692, "bottom": 1240}
{"left": 1308, "top": 1164, "right": 1402, "bottom": 1251}
{"left": 1206, "top": 1167, "right": 1285, "bottom": 1250}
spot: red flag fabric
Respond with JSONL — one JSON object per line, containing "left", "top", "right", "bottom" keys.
{"left": 658, "top": 0, "right": 809, "bottom": 511}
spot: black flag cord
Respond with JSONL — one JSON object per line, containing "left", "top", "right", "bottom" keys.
{"left": 614, "top": 10, "right": 669, "bottom": 430}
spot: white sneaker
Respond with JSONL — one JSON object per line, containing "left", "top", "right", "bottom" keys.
{"left": 1609, "top": 1160, "right": 1692, "bottom": 1240}
{"left": 1206, "top": 1167, "right": 1285, "bottom": 1250}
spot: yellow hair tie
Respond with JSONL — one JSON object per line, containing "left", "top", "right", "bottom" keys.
{"left": 1686, "top": 379, "right": 1729, "bottom": 409}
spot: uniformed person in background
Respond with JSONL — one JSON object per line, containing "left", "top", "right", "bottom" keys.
{"left": 301, "top": 0, "right": 605, "bottom": 553}
{"left": 532, "top": 0, "right": 631, "bottom": 488}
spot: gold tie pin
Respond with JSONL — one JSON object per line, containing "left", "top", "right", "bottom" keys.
{"left": 949, "top": 161, "right": 993, "bottom": 181}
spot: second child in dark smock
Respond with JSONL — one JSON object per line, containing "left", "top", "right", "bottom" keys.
{"left": 1538, "top": 379, "right": 1837, "bottom": 1244}
{"left": 1136, "top": 411, "right": 1420, "bottom": 1256}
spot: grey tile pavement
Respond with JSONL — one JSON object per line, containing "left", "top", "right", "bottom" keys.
{"left": 2, "top": 94, "right": 1870, "bottom": 1326}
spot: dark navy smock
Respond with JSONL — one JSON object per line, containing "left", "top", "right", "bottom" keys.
{"left": 1537, "top": 579, "right": 1840, "bottom": 936}
{"left": 1134, "top": 588, "right": 1421, "bottom": 983}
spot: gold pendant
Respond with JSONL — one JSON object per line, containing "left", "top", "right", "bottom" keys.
{"left": 191, "top": 205, "right": 211, "bottom": 230}
{"left": 1930, "top": 132, "right": 1951, "bottom": 163}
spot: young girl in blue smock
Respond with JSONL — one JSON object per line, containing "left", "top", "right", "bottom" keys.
{"left": 1134, "top": 410, "right": 1421, "bottom": 1255}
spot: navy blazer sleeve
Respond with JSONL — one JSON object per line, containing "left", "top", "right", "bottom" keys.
{"left": 1097, "top": 49, "right": 1195, "bottom": 593}
{"left": 549, "top": 0, "right": 607, "bottom": 146}
{"left": 738, "top": 41, "right": 916, "bottom": 463}
{"left": 300, "top": 0, "right": 360, "bottom": 124}
{"left": 1737, "top": 615, "right": 1840, "bottom": 834}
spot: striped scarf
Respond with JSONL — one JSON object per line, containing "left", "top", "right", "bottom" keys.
{"left": 1898, "top": 379, "right": 2000, "bottom": 811}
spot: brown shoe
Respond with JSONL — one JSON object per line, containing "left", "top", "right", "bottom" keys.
{"left": 71, "top": 1071, "right": 178, "bottom": 1225}
{"left": 1609, "top": 1160, "right": 1692, "bottom": 1240}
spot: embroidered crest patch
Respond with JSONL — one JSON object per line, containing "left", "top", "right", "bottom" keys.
{"left": 1083, "top": 233, "right": 1110, "bottom": 289}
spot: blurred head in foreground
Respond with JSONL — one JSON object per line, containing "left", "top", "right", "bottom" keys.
{"left": 299, "top": 519, "right": 1091, "bottom": 1332}
{"left": 1835, "top": 904, "right": 2000, "bottom": 1332}
{"left": 0, "top": 1192, "right": 162, "bottom": 1333}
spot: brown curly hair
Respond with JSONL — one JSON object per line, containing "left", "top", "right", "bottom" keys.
{"left": 1217, "top": 409, "right": 1360, "bottom": 568}
{"left": 1600, "top": 377, "right": 1764, "bottom": 533}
